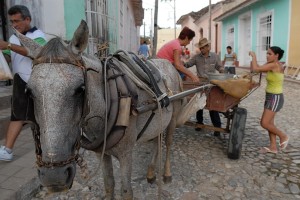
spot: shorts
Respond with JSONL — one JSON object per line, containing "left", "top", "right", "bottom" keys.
{"left": 11, "top": 74, "right": 35, "bottom": 122}
{"left": 224, "top": 66, "right": 236, "bottom": 74}
{"left": 264, "top": 92, "right": 284, "bottom": 112}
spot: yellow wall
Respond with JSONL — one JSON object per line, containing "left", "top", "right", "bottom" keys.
{"left": 157, "top": 28, "right": 181, "bottom": 53}
{"left": 288, "top": 0, "right": 300, "bottom": 66}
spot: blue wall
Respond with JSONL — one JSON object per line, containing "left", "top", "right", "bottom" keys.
{"left": 64, "top": 0, "right": 86, "bottom": 40}
{"left": 221, "top": 0, "right": 290, "bottom": 61}
{"left": 251, "top": 0, "right": 289, "bottom": 56}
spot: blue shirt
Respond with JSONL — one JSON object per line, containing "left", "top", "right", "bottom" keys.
{"left": 138, "top": 44, "right": 149, "bottom": 57}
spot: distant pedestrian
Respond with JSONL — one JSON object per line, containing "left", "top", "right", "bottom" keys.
{"left": 249, "top": 46, "right": 289, "bottom": 154}
{"left": 138, "top": 40, "right": 150, "bottom": 59}
{"left": 223, "top": 46, "right": 237, "bottom": 74}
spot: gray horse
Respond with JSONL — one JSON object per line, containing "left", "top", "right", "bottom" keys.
{"left": 19, "top": 21, "right": 185, "bottom": 199}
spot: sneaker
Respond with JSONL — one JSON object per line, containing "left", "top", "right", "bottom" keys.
{"left": 0, "top": 146, "right": 13, "bottom": 161}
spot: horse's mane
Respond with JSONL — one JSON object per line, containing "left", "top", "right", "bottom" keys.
{"left": 34, "top": 37, "right": 102, "bottom": 71}
{"left": 36, "top": 38, "right": 79, "bottom": 64}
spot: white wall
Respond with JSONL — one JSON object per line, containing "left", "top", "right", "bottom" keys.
{"left": 6, "top": 0, "right": 66, "bottom": 40}
{"left": 40, "top": 0, "right": 66, "bottom": 40}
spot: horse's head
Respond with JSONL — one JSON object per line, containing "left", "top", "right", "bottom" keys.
{"left": 20, "top": 20, "right": 103, "bottom": 192}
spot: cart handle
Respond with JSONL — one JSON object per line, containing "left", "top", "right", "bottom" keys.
{"left": 135, "top": 84, "right": 214, "bottom": 114}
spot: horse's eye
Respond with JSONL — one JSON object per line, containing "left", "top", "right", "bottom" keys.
{"left": 74, "top": 85, "right": 85, "bottom": 96}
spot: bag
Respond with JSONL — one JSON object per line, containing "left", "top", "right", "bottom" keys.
{"left": 210, "top": 78, "right": 252, "bottom": 99}
{"left": 0, "top": 52, "right": 13, "bottom": 80}
{"left": 176, "top": 92, "right": 207, "bottom": 126}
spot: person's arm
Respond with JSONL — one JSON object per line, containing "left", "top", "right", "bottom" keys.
{"left": 173, "top": 49, "right": 199, "bottom": 82}
{"left": 0, "top": 40, "right": 28, "bottom": 56}
{"left": 233, "top": 52, "right": 237, "bottom": 61}
{"left": 249, "top": 51, "right": 274, "bottom": 72}
{"left": 184, "top": 54, "right": 196, "bottom": 68}
{"left": 0, "top": 37, "right": 46, "bottom": 58}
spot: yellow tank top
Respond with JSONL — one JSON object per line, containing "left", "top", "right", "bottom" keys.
{"left": 266, "top": 71, "right": 284, "bottom": 94}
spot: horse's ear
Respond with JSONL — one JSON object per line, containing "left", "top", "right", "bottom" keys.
{"left": 14, "top": 28, "right": 43, "bottom": 59}
{"left": 69, "top": 20, "right": 89, "bottom": 55}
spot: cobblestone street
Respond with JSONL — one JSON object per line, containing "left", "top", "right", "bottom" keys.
{"left": 33, "top": 74, "right": 300, "bottom": 200}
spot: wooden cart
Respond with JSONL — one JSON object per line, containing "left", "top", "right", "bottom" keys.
{"left": 183, "top": 74, "right": 261, "bottom": 160}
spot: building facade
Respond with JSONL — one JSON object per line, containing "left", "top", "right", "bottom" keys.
{"left": 215, "top": 0, "right": 299, "bottom": 68}
{"left": 1, "top": 0, "right": 143, "bottom": 55}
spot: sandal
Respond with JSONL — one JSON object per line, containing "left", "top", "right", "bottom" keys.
{"left": 259, "top": 147, "right": 278, "bottom": 154}
{"left": 279, "top": 137, "right": 289, "bottom": 150}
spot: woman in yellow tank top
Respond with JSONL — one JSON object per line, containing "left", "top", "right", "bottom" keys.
{"left": 249, "top": 46, "right": 289, "bottom": 154}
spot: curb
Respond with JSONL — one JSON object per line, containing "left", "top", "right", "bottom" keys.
{"left": 15, "top": 177, "right": 41, "bottom": 200}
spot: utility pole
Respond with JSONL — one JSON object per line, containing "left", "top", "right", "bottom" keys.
{"left": 208, "top": 0, "right": 211, "bottom": 40}
{"left": 150, "top": 8, "right": 153, "bottom": 43}
{"left": 152, "top": 0, "right": 158, "bottom": 57}
{"left": 143, "top": 22, "right": 146, "bottom": 40}
{"left": 173, "top": 0, "right": 176, "bottom": 38}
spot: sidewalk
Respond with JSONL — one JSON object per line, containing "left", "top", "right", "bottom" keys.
{"left": 0, "top": 85, "right": 39, "bottom": 200}
{"left": 0, "top": 128, "right": 39, "bottom": 200}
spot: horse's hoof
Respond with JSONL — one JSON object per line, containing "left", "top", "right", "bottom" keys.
{"left": 163, "top": 175, "right": 172, "bottom": 183}
{"left": 147, "top": 176, "right": 156, "bottom": 184}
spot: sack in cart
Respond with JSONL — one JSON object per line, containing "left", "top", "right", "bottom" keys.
{"left": 210, "top": 78, "right": 253, "bottom": 99}
{"left": 0, "top": 51, "right": 13, "bottom": 80}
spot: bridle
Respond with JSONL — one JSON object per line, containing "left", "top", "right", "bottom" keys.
{"left": 31, "top": 55, "right": 86, "bottom": 168}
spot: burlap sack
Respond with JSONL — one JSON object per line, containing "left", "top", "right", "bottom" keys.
{"left": 210, "top": 78, "right": 252, "bottom": 99}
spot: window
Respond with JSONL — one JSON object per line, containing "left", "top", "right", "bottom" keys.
{"left": 260, "top": 14, "right": 272, "bottom": 51}
{"left": 256, "top": 11, "right": 273, "bottom": 64}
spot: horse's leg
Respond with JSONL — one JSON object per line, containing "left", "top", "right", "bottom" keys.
{"left": 147, "top": 137, "right": 158, "bottom": 183}
{"left": 118, "top": 150, "right": 133, "bottom": 200}
{"left": 101, "top": 154, "right": 115, "bottom": 200}
{"left": 163, "top": 107, "right": 178, "bottom": 183}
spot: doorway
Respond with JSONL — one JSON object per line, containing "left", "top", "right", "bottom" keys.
{"left": 238, "top": 12, "right": 251, "bottom": 67}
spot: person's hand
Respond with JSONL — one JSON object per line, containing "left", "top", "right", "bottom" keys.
{"left": 191, "top": 75, "right": 200, "bottom": 83}
{"left": 249, "top": 51, "right": 256, "bottom": 57}
{"left": 0, "top": 40, "right": 9, "bottom": 50}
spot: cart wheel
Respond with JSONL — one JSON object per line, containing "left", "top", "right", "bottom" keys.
{"left": 227, "top": 107, "right": 247, "bottom": 160}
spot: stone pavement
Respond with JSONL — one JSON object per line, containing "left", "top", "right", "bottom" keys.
{"left": 1, "top": 69, "right": 300, "bottom": 199}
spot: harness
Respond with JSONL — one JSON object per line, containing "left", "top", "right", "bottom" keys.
{"left": 31, "top": 51, "right": 169, "bottom": 168}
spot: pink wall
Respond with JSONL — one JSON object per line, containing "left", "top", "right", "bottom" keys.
{"left": 180, "top": 16, "right": 199, "bottom": 56}
{"left": 194, "top": 5, "right": 223, "bottom": 56}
